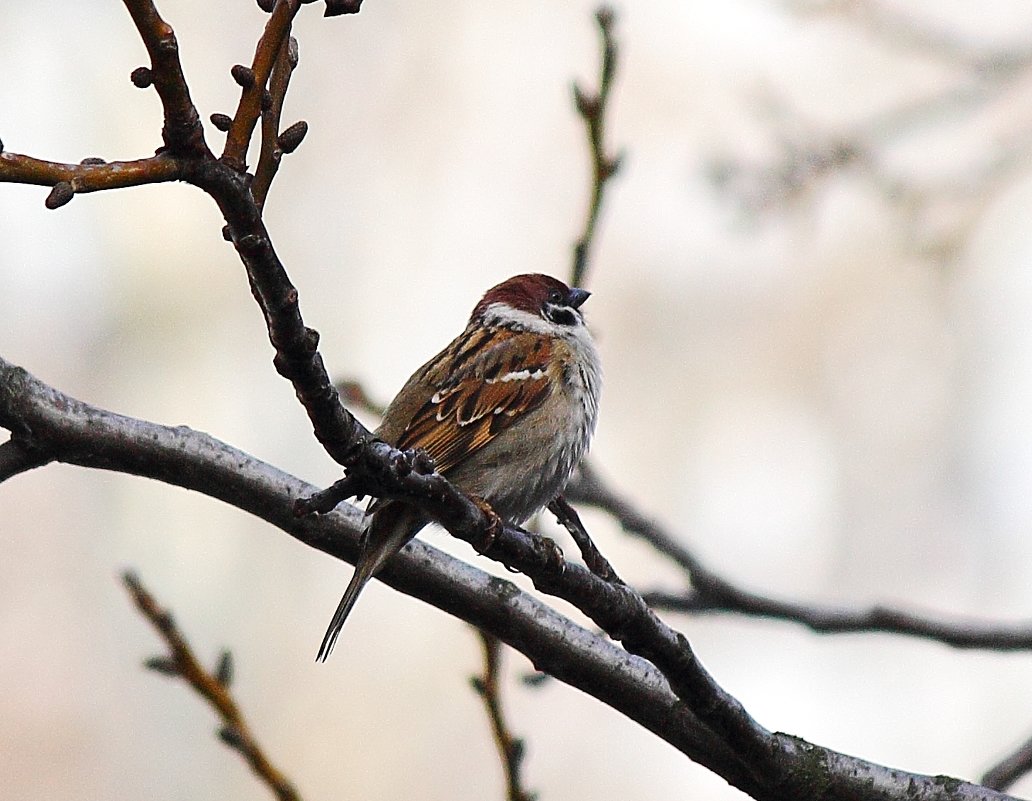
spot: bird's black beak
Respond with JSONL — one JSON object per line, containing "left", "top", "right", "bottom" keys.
{"left": 567, "top": 287, "right": 591, "bottom": 309}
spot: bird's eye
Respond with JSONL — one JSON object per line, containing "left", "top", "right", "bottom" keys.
{"left": 547, "top": 289, "right": 563, "bottom": 304}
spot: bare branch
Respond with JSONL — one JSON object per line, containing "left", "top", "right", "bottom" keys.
{"left": 0, "top": 355, "right": 758, "bottom": 795}
{"left": 0, "top": 355, "right": 1019, "bottom": 801}
{"left": 0, "top": 438, "right": 50, "bottom": 483}
{"left": 222, "top": 0, "right": 303, "bottom": 171}
{"left": 712, "top": 2, "right": 1032, "bottom": 264}
{"left": 567, "top": 464, "right": 1032, "bottom": 651}
{"left": 123, "top": 571, "right": 302, "bottom": 801}
{"left": 984, "top": 743, "right": 1032, "bottom": 794}
{"left": 571, "top": 5, "right": 622, "bottom": 288}
{"left": 789, "top": 0, "right": 1032, "bottom": 72}
{"left": 646, "top": 590, "right": 1032, "bottom": 651}
{"left": 122, "top": 0, "right": 209, "bottom": 156}
{"left": 335, "top": 377, "right": 388, "bottom": 418}
{"left": 0, "top": 153, "right": 181, "bottom": 196}
{"left": 252, "top": 35, "right": 302, "bottom": 212}
{"left": 983, "top": 730, "right": 1032, "bottom": 792}
{"left": 549, "top": 495, "right": 621, "bottom": 583}
{"left": 472, "top": 633, "right": 536, "bottom": 801}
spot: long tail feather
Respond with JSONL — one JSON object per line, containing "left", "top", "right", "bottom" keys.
{"left": 316, "top": 560, "right": 377, "bottom": 661}
{"left": 316, "top": 504, "right": 424, "bottom": 661}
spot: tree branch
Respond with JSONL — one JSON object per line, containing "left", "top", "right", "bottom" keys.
{"left": 252, "top": 35, "right": 303, "bottom": 212}
{"left": 0, "top": 357, "right": 1020, "bottom": 801}
{"left": 123, "top": 571, "right": 303, "bottom": 801}
{"left": 222, "top": 0, "right": 303, "bottom": 171}
{"left": 0, "top": 355, "right": 757, "bottom": 796}
{"left": 571, "top": 5, "right": 622, "bottom": 288}
{"left": 983, "top": 730, "right": 1032, "bottom": 792}
{"left": 0, "top": 438, "right": 51, "bottom": 482}
{"left": 1, "top": 2, "right": 1025, "bottom": 798}
{"left": 0, "top": 152, "right": 182, "bottom": 201}
{"left": 549, "top": 495, "right": 621, "bottom": 583}
{"left": 472, "top": 632, "right": 535, "bottom": 801}
{"left": 0, "top": 2, "right": 365, "bottom": 471}
{"left": 122, "top": 0, "right": 209, "bottom": 156}
{"left": 567, "top": 463, "right": 1032, "bottom": 651}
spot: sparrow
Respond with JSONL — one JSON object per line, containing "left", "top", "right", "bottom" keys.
{"left": 317, "top": 273, "right": 602, "bottom": 660}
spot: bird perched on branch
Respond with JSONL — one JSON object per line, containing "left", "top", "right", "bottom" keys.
{"left": 318, "top": 273, "right": 602, "bottom": 660}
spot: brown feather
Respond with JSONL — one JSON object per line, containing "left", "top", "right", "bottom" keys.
{"left": 394, "top": 328, "right": 555, "bottom": 475}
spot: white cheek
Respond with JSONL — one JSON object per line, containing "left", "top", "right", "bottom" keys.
{"left": 481, "top": 303, "right": 548, "bottom": 333}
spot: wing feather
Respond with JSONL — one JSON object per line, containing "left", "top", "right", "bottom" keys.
{"left": 394, "top": 329, "right": 554, "bottom": 475}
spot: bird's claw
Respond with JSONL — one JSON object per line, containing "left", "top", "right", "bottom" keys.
{"left": 470, "top": 495, "right": 503, "bottom": 554}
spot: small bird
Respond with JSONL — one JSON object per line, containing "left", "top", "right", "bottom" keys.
{"left": 317, "top": 273, "right": 602, "bottom": 660}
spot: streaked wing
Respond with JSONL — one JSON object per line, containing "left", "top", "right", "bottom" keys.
{"left": 395, "top": 328, "right": 554, "bottom": 475}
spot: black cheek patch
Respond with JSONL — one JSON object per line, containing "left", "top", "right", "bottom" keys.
{"left": 544, "top": 304, "right": 577, "bottom": 326}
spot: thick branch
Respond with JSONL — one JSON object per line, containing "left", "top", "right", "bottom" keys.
{"left": 0, "top": 357, "right": 1019, "bottom": 801}
{"left": 0, "top": 356, "right": 756, "bottom": 795}
{"left": 0, "top": 438, "right": 51, "bottom": 482}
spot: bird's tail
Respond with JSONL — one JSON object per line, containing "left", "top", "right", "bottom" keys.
{"left": 316, "top": 504, "right": 423, "bottom": 661}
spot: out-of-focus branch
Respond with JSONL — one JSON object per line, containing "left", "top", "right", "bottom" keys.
{"left": 567, "top": 463, "right": 1032, "bottom": 651}
{"left": 472, "top": 633, "right": 536, "bottom": 801}
{"left": 712, "top": 2, "right": 1032, "bottom": 263}
{"left": 983, "top": 731, "right": 1032, "bottom": 792}
{"left": 335, "top": 378, "right": 387, "bottom": 417}
{"left": 571, "top": 5, "right": 622, "bottom": 288}
{"left": 789, "top": 0, "right": 1032, "bottom": 71}
{"left": 646, "top": 588, "right": 1032, "bottom": 650}
{"left": 123, "top": 571, "right": 302, "bottom": 801}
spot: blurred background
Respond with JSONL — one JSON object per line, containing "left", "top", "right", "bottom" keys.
{"left": 4, "top": 0, "right": 1032, "bottom": 798}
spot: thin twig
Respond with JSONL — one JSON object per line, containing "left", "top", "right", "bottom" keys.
{"left": 472, "top": 633, "right": 536, "bottom": 801}
{"left": 223, "top": 0, "right": 303, "bottom": 170}
{"left": 122, "top": 571, "right": 303, "bottom": 801}
{"left": 571, "top": 5, "right": 622, "bottom": 288}
{"left": 0, "top": 153, "right": 181, "bottom": 195}
{"left": 122, "top": 0, "right": 209, "bottom": 156}
{"left": 549, "top": 495, "right": 620, "bottom": 583}
{"left": 567, "top": 463, "right": 1032, "bottom": 651}
{"left": 252, "top": 35, "right": 302, "bottom": 212}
